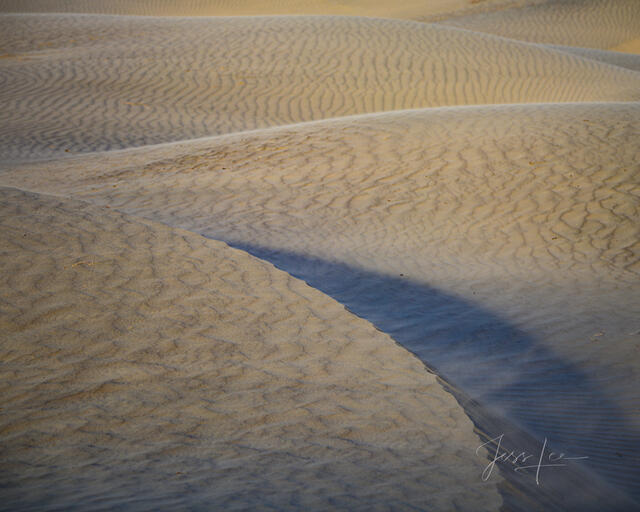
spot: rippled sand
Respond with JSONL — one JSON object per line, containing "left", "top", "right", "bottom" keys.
{"left": 1, "top": 1, "right": 639, "bottom": 510}
{"left": 1, "top": 187, "right": 508, "bottom": 510}
{"left": 2, "top": 14, "right": 639, "bottom": 163}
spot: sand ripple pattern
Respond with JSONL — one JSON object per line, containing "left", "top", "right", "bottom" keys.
{"left": 1, "top": 14, "right": 640, "bottom": 162}
{"left": 439, "top": 0, "right": 640, "bottom": 50}
{"left": 7, "top": 102, "right": 638, "bottom": 504}
{"left": 0, "top": 186, "right": 504, "bottom": 511}
{"left": 541, "top": 44, "right": 640, "bottom": 72}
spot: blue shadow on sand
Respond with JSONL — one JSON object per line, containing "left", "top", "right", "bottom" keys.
{"left": 231, "top": 243, "right": 640, "bottom": 511}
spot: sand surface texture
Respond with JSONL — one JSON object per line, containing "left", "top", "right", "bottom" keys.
{"left": 0, "top": 186, "right": 506, "bottom": 511}
{"left": 1, "top": 14, "right": 640, "bottom": 163}
{"left": 439, "top": 0, "right": 640, "bottom": 50}
{"left": 6, "top": 101, "right": 638, "bottom": 507}
{"left": 1, "top": 0, "right": 639, "bottom": 510}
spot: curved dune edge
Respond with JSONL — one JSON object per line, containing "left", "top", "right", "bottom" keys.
{"left": 2, "top": 14, "right": 640, "bottom": 163}
{"left": 6, "top": 101, "right": 637, "bottom": 285}
{"left": 0, "top": 186, "right": 504, "bottom": 511}
{"left": 5, "top": 101, "right": 638, "bottom": 504}
{"left": 439, "top": 0, "right": 640, "bottom": 50}
{"left": 540, "top": 44, "right": 640, "bottom": 72}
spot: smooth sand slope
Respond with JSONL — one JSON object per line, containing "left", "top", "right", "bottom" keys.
{"left": 0, "top": 186, "right": 506, "bottom": 511}
{"left": 0, "top": 0, "right": 540, "bottom": 20}
{"left": 2, "top": 14, "right": 640, "bottom": 162}
{"left": 6, "top": 101, "right": 638, "bottom": 505}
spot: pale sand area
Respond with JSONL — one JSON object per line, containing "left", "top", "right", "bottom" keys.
{"left": 1, "top": 0, "right": 640, "bottom": 510}
{"left": 2, "top": 14, "right": 640, "bottom": 162}
{"left": 0, "top": 186, "right": 507, "bottom": 511}
{"left": 0, "top": 0, "right": 542, "bottom": 20}
{"left": 5, "top": 101, "right": 638, "bottom": 506}
{"left": 611, "top": 38, "right": 640, "bottom": 54}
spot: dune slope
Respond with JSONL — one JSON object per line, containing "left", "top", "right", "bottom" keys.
{"left": 2, "top": 2, "right": 639, "bottom": 509}
{"left": 0, "top": 186, "right": 507, "bottom": 511}
{"left": 6, "top": 101, "right": 638, "bottom": 503}
{"left": 2, "top": 14, "right": 640, "bottom": 162}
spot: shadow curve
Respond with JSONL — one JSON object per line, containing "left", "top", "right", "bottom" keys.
{"left": 232, "top": 243, "right": 640, "bottom": 510}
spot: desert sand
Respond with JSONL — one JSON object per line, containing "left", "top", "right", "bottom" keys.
{"left": 1, "top": 13, "right": 640, "bottom": 163}
{"left": 439, "top": 0, "right": 640, "bottom": 49}
{"left": 1, "top": 1, "right": 639, "bottom": 510}
{"left": 1, "top": 187, "right": 507, "bottom": 510}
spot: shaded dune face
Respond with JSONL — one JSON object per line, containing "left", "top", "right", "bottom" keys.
{"left": 1, "top": 14, "right": 640, "bottom": 162}
{"left": 7, "top": 102, "right": 637, "bottom": 504}
{"left": 0, "top": 187, "right": 504, "bottom": 511}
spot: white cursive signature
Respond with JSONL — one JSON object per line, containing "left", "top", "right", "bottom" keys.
{"left": 476, "top": 434, "right": 588, "bottom": 485}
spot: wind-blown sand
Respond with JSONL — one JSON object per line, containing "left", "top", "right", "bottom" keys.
{"left": 1, "top": 1, "right": 639, "bottom": 510}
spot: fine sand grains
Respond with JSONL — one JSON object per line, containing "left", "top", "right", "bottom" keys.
{"left": 1, "top": 14, "right": 640, "bottom": 162}
{"left": 0, "top": 186, "right": 503, "bottom": 511}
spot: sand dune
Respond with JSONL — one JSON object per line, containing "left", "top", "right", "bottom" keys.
{"left": 439, "top": 0, "right": 640, "bottom": 50}
{"left": 2, "top": 13, "right": 640, "bottom": 162}
{"left": 8, "top": 102, "right": 636, "bottom": 284}
{"left": 6, "top": 101, "right": 638, "bottom": 504}
{"left": 0, "top": 186, "right": 506, "bottom": 511}
{"left": 2, "top": 1, "right": 639, "bottom": 509}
